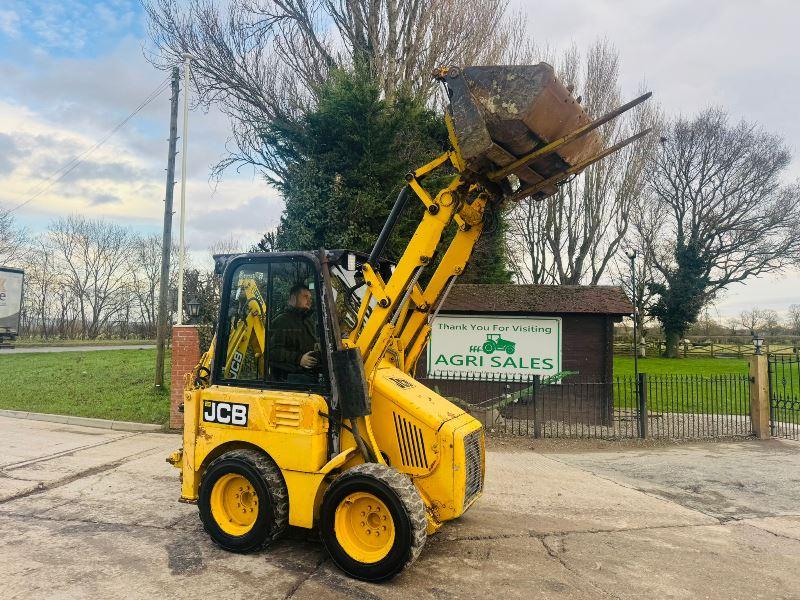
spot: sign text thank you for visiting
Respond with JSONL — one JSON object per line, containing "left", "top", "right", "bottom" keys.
{"left": 427, "top": 314, "right": 562, "bottom": 378}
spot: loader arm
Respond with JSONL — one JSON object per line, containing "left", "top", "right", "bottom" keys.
{"left": 344, "top": 65, "right": 652, "bottom": 466}
{"left": 346, "top": 145, "right": 489, "bottom": 375}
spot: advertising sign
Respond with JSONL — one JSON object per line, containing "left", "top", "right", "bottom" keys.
{"left": 0, "top": 267, "right": 24, "bottom": 336}
{"left": 427, "top": 314, "right": 562, "bottom": 378}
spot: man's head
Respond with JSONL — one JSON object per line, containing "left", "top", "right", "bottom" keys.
{"left": 288, "top": 283, "right": 312, "bottom": 310}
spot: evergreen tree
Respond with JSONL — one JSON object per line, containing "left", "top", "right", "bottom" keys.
{"left": 647, "top": 241, "right": 710, "bottom": 357}
{"left": 272, "top": 70, "right": 442, "bottom": 261}
{"left": 268, "top": 69, "right": 511, "bottom": 282}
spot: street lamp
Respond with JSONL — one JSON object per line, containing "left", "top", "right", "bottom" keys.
{"left": 753, "top": 335, "right": 765, "bottom": 356}
{"left": 625, "top": 250, "right": 639, "bottom": 380}
{"left": 186, "top": 296, "right": 201, "bottom": 325}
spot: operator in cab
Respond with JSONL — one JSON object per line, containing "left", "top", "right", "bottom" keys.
{"left": 268, "top": 283, "right": 320, "bottom": 382}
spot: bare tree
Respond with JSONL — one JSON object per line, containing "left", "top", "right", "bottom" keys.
{"left": 208, "top": 234, "right": 245, "bottom": 260}
{"left": 762, "top": 309, "right": 780, "bottom": 337}
{"left": 787, "top": 304, "right": 800, "bottom": 336}
{"left": 21, "top": 240, "right": 55, "bottom": 339}
{"left": 506, "top": 40, "right": 660, "bottom": 285}
{"left": 129, "top": 233, "right": 176, "bottom": 339}
{"left": 724, "top": 317, "right": 740, "bottom": 336}
{"left": 144, "top": 0, "right": 534, "bottom": 183}
{"left": 740, "top": 308, "right": 764, "bottom": 336}
{"left": 47, "top": 216, "right": 134, "bottom": 339}
{"left": 0, "top": 206, "right": 27, "bottom": 267}
{"left": 694, "top": 307, "right": 720, "bottom": 338}
{"left": 642, "top": 108, "right": 800, "bottom": 356}
{"left": 609, "top": 247, "right": 657, "bottom": 337}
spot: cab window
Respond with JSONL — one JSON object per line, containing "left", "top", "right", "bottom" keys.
{"left": 216, "top": 258, "right": 326, "bottom": 390}
{"left": 220, "top": 264, "right": 268, "bottom": 382}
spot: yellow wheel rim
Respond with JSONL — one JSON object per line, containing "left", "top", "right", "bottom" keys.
{"left": 334, "top": 492, "right": 395, "bottom": 563}
{"left": 210, "top": 473, "right": 259, "bottom": 536}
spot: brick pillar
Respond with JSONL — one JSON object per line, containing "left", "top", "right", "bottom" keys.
{"left": 171, "top": 325, "right": 201, "bottom": 430}
{"left": 749, "top": 354, "right": 770, "bottom": 440}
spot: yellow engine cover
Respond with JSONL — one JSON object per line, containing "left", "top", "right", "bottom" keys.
{"left": 369, "top": 365, "right": 485, "bottom": 529}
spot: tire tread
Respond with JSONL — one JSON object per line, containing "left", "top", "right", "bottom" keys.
{"left": 333, "top": 463, "right": 427, "bottom": 569}
{"left": 200, "top": 449, "right": 288, "bottom": 552}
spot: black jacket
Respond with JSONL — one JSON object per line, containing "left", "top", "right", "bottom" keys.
{"left": 268, "top": 305, "right": 318, "bottom": 376}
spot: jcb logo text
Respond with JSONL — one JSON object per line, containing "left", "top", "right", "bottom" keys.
{"left": 203, "top": 401, "right": 249, "bottom": 426}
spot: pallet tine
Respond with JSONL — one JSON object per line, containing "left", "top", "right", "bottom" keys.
{"left": 508, "top": 127, "right": 654, "bottom": 202}
{"left": 488, "top": 91, "right": 653, "bottom": 183}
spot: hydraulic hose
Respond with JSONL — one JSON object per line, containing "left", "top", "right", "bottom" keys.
{"left": 367, "top": 186, "right": 411, "bottom": 268}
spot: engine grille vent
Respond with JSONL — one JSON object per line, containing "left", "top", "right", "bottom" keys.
{"left": 275, "top": 400, "right": 301, "bottom": 427}
{"left": 393, "top": 412, "right": 429, "bottom": 469}
{"left": 463, "top": 429, "right": 483, "bottom": 509}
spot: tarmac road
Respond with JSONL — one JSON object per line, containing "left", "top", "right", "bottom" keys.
{"left": 1, "top": 416, "right": 799, "bottom": 599}
{"left": 0, "top": 344, "right": 156, "bottom": 354}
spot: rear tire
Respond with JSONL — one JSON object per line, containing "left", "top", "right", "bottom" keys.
{"left": 198, "top": 449, "right": 288, "bottom": 553}
{"left": 320, "top": 463, "right": 427, "bottom": 582}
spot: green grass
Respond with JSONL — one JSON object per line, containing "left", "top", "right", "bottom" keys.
{"left": 613, "top": 356, "right": 748, "bottom": 376}
{"left": 612, "top": 357, "right": 751, "bottom": 414}
{"left": 0, "top": 349, "right": 170, "bottom": 425}
{"left": 0, "top": 350, "right": 781, "bottom": 423}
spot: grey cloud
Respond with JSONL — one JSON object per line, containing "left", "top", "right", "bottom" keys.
{"left": 190, "top": 194, "right": 283, "bottom": 236}
{"left": 28, "top": 146, "right": 145, "bottom": 184}
{"left": 1, "top": 30, "right": 284, "bottom": 193}
{"left": 91, "top": 193, "right": 120, "bottom": 205}
{"left": 61, "top": 160, "right": 145, "bottom": 183}
{"left": 0, "top": 132, "right": 18, "bottom": 174}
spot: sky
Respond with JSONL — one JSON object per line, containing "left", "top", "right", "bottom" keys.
{"left": 0, "top": 0, "right": 798, "bottom": 320}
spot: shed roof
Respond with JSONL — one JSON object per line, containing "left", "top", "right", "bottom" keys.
{"left": 441, "top": 284, "right": 633, "bottom": 316}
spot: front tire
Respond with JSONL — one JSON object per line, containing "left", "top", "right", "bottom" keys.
{"left": 198, "top": 449, "right": 288, "bottom": 553}
{"left": 320, "top": 463, "right": 427, "bottom": 582}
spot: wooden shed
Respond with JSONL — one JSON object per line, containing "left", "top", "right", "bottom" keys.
{"left": 432, "top": 284, "right": 633, "bottom": 382}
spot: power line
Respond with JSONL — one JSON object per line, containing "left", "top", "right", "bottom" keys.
{"left": 8, "top": 75, "right": 173, "bottom": 214}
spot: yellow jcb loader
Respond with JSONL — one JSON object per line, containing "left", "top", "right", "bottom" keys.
{"left": 168, "top": 64, "right": 651, "bottom": 582}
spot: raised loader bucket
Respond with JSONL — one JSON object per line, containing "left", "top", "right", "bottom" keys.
{"left": 437, "top": 64, "right": 651, "bottom": 200}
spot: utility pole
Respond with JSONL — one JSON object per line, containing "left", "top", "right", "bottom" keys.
{"left": 155, "top": 67, "right": 180, "bottom": 387}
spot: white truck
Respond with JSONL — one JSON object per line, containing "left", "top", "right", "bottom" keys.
{"left": 0, "top": 267, "right": 24, "bottom": 348}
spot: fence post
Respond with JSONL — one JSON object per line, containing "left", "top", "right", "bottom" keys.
{"left": 638, "top": 373, "right": 648, "bottom": 438}
{"left": 532, "top": 375, "right": 541, "bottom": 439}
{"left": 748, "top": 354, "right": 770, "bottom": 440}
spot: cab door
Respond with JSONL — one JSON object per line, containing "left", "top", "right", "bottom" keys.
{"left": 196, "top": 254, "right": 332, "bottom": 475}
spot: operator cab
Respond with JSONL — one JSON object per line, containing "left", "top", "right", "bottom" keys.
{"left": 211, "top": 250, "right": 394, "bottom": 393}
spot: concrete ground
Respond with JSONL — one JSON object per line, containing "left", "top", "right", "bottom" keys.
{"left": 1, "top": 416, "right": 799, "bottom": 599}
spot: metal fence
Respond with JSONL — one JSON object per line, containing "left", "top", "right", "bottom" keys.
{"left": 419, "top": 372, "right": 752, "bottom": 440}
{"left": 768, "top": 355, "right": 800, "bottom": 440}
